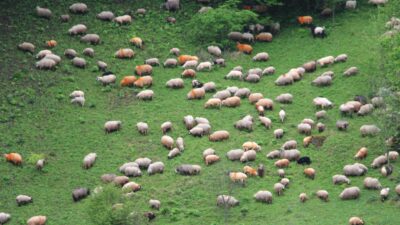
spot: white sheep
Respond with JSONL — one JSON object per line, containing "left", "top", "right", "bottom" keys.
{"left": 97, "top": 11, "right": 115, "bottom": 21}
{"left": 207, "top": 46, "right": 222, "bottom": 57}
{"left": 83, "top": 153, "right": 97, "bottom": 169}
{"left": 69, "top": 3, "right": 88, "bottom": 14}
{"left": 345, "top": 1, "right": 357, "bottom": 9}
{"left": 71, "top": 96, "right": 85, "bottom": 106}
{"left": 97, "top": 74, "right": 116, "bottom": 85}
{"left": 252, "top": 52, "right": 269, "bottom": 61}
{"left": 196, "top": 61, "right": 212, "bottom": 71}
{"left": 317, "top": 56, "right": 335, "bottom": 67}
{"left": 36, "top": 58, "right": 56, "bottom": 70}
{"left": 68, "top": 24, "right": 87, "bottom": 35}
{"left": 136, "top": 122, "right": 149, "bottom": 135}
{"left": 136, "top": 90, "right": 154, "bottom": 100}
{"left": 36, "top": 6, "right": 52, "bottom": 18}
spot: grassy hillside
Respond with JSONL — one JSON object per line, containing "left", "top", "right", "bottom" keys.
{"left": 0, "top": 0, "right": 399, "bottom": 224}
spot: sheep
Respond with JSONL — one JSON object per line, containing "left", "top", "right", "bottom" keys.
{"left": 386, "top": 151, "right": 399, "bottom": 161}
{"left": 100, "top": 174, "right": 116, "bottom": 183}
{"left": 333, "top": 175, "right": 351, "bottom": 185}
{"left": 253, "top": 52, "right": 269, "bottom": 61}
{"left": 72, "top": 188, "right": 90, "bottom": 202}
{"left": 396, "top": 184, "right": 400, "bottom": 196}
{"left": 168, "top": 148, "right": 181, "bottom": 159}
{"left": 204, "top": 98, "right": 222, "bottom": 109}
{"left": 69, "top": 3, "right": 88, "bottom": 14}
{"left": 298, "top": 123, "right": 312, "bottom": 135}
{"left": 137, "top": 8, "right": 146, "bottom": 15}
{"left": 217, "top": 195, "right": 239, "bottom": 207}
{"left": 207, "top": 46, "right": 222, "bottom": 57}
{"left": 271, "top": 129, "right": 283, "bottom": 140}
{"left": 181, "top": 69, "right": 196, "bottom": 79}
{"left": 161, "top": 135, "right": 174, "bottom": 150}
{"left": 161, "top": 58, "right": 177, "bottom": 68}
{"left": 281, "top": 177, "right": 290, "bottom": 185}
{"left": 183, "top": 115, "right": 195, "bottom": 130}
{"left": 360, "top": 125, "right": 380, "bottom": 136}
{"left": 282, "top": 140, "right": 297, "bottom": 150}
{"left": 36, "top": 49, "right": 52, "bottom": 59}
{"left": 124, "top": 166, "right": 142, "bottom": 177}
{"left": 203, "top": 148, "right": 216, "bottom": 159}
{"left": 272, "top": 183, "right": 285, "bottom": 197}
{"left": 35, "top": 159, "right": 45, "bottom": 170}
{"left": 0, "top": 212, "right": 11, "bottom": 224}
{"left": 267, "top": 150, "right": 281, "bottom": 159}
{"left": 120, "top": 76, "right": 137, "bottom": 87}
{"left": 275, "top": 94, "right": 293, "bottom": 104}
{"left": 134, "top": 158, "right": 152, "bottom": 169}
{"left": 242, "top": 32, "right": 254, "bottom": 42}
{"left": 255, "top": 32, "right": 273, "bottom": 42}
{"left": 369, "top": 0, "right": 387, "bottom": 6}
{"left": 182, "top": 60, "right": 198, "bottom": 69}
{"left": 256, "top": 98, "right": 274, "bottom": 110}
{"left": 340, "top": 187, "right": 360, "bottom": 200}
{"left": 298, "top": 16, "right": 313, "bottom": 24}
{"left": 228, "top": 32, "right": 243, "bottom": 41}
{"left": 36, "top": 6, "right": 52, "bottom": 19}
{"left": 144, "top": 58, "right": 160, "bottom": 67}
{"left": 349, "top": 217, "right": 364, "bottom": 225}
{"left": 296, "top": 156, "right": 311, "bottom": 166}
{"left": 343, "top": 163, "right": 368, "bottom": 176}
{"left": 299, "top": 193, "right": 308, "bottom": 203}
{"left": 60, "top": 14, "right": 70, "bottom": 22}
{"left": 114, "top": 15, "right": 132, "bottom": 25}
{"left": 281, "top": 149, "right": 301, "bottom": 161}
{"left": 380, "top": 164, "right": 393, "bottom": 177}
{"left": 245, "top": 74, "right": 260, "bottom": 83}
{"left": 312, "top": 75, "right": 332, "bottom": 86}
{"left": 196, "top": 61, "right": 212, "bottom": 71}
{"left": 313, "top": 97, "right": 333, "bottom": 108}
{"left": 304, "top": 168, "right": 316, "bottom": 179}
{"left": 122, "top": 181, "right": 141, "bottom": 192}
{"left": 165, "top": 78, "right": 184, "bottom": 89}
{"left": 160, "top": 122, "right": 173, "bottom": 134}
{"left": 83, "top": 153, "right": 97, "bottom": 169}
{"left": 72, "top": 57, "right": 86, "bottom": 68}
{"left": 135, "top": 64, "right": 152, "bottom": 76}
{"left": 317, "top": 56, "right": 335, "bottom": 67}
{"left": 176, "top": 164, "right": 202, "bottom": 175}
{"left": 254, "top": 190, "right": 273, "bottom": 204}
{"left": 43, "top": 54, "right": 61, "bottom": 64}
{"left": 278, "top": 169, "right": 286, "bottom": 178}
{"left": 134, "top": 76, "right": 153, "bottom": 88}
{"left": 36, "top": 58, "right": 56, "bottom": 70}
{"left": 334, "top": 54, "right": 348, "bottom": 64}
{"left": 381, "top": 187, "right": 390, "bottom": 201}
{"left": 241, "top": 165, "right": 257, "bottom": 176}
{"left": 27, "top": 215, "right": 47, "bottom": 225}
{"left": 149, "top": 199, "right": 161, "bottom": 210}
{"left": 247, "top": 93, "right": 263, "bottom": 104}
{"left": 242, "top": 141, "right": 261, "bottom": 152}
{"left": 18, "top": 42, "right": 35, "bottom": 53}
{"left": 234, "top": 88, "right": 251, "bottom": 98}
{"left": 354, "top": 147, "right": 368, "bottom": 160}
{"left": 192, "top": 80, "right": 203, "bottom": 88}
{"left": 235, "top": 115, "right": 253, "bottom": 131}
{"left": 115, "top": 48, "right": 135, "bottom": 59}
{"left": 357, "top": 104, "right": 374, "bottom": 116}
{"left": 163, "top": 0, "right": 180, "bottom": 11}
{"left": 302, "top": 61, "right": 317, "bottom": 72}
{"left": 97, "top": 74, "right": 116, "bottom": 86}
{"left": 203, "top": 82, "right": 216, "bottom": 92}
{"left": 275, "top": 159, "right": 290, "bottom": 168}
{"left": 147, "top": 162, "right": 164, "bottom": 175}
{"left": 80, "top": 34, "right": 100, "bottom": 46}
{"left": 343, "top": 67, "right": 359, "bottom": 76}
{"left": 212, "top": 90, "right": 230, "bottom": 100}
{"left": 371, "top": 96, "right": 384, "bottom": 108}
{"left": 214, "top": 58, "right": 225, "bottom": 67}
{"left": 209, "top": 130, "right": 229, "bottom": 142}
{"left": 83, "top": 48, "right": 94, "bottom": 57}
{"left": 310, "top": 25, "right": 326, "bottom": 38}
{"left": 113, "top": 176, "right": 130, "bottom": 186}
{"left": 104, "top": 120, "right": 121, "bottom": 133}
{"left": 236, "top": 42, "right": 253, "bottom": 54}
{"left": 240, "top": 150, "right": 256, "bottom": 162}
{"left": 364, "top": 177, "right": 381, "bottom": 189}
{"left": 119, "top": 162, "right": 139, "bottom": 173}
{"left": 64, "top": 49, "right": 77, "bottom": 59}
{"left": 97, "top": 11, "right": 115, "bottom": 21}
{"left": 226, "top": 149, "right": 244, "bottom": 161}
{"left": 166, "top": 16, "right": 176, "bottom": 23}
{"left": 16, "top": 195, "right": 33, "bottom": 206}
{"left": 371, "top": 155, "right": 387, "bottom": 168}
{"left": 221, "top": 96, "right": 240, "bottom": 108}
{"left": 189, "top": 127, "right": 205, "bottom": 137}
{"left": 275, "top": 74, "right": 294, "bottom": 85}
{"left": 336, "top": 120, "right": 349, "bottom": 131}
{"left": 205, "top": 154, "right": 220, "bottom": 165}
{"left": 186, "top": 88, "right": 205, "bottom": 100}
{"left": 316, "top": 190, "right": 329, "bottom": 201}
{"left": 68, "top": 24, "right": 87, "bottom": 35}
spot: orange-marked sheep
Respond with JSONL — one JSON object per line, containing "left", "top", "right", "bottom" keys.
{"left": 130, "top": 37, "right": 143, "bottom": 49}
{"left": 236, "top": 42, "right": 253, "bottom": 54}
{"left": 4, "top": 153, "right": 22, "bottom": 165}
{"left": 115, "top": 48, "right": 135, "bottom": 59}
{"left": 187, "top": 88, "right": 205, "bottom": 99}
{"left": 275, "top": 159, "right": 289, "bottom": 168}
{"left": 134, "top": 76, "right": 153, "bottom": 88}
{"left": 135, "top": 64, "right": 152, "bottom": 76}
{"left": 243, "top": 166, "right": 258, "bottom": 176}
{"left": 354, "top": 147, "right": 368, "bottom": 160}
{"left": 178, "top": 55, "right": 199, "bottom": 65}
{"left": 229, "top": 172, "right": 247, "bottom": 184}
{"left": 120, "top": 76, "right": 137, "bottom": 87}
{"left": 46, "top": 40, "right": 57, "bottom": 48}
{"left": 304, "top": 167, "right": 316, "bottom": 179}
{"left": 297, "top": 16, "right": 313, "bottom": 25}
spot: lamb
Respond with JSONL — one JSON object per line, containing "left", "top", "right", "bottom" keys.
{"left": 205, "top": 154, "right": 220, "bottom": 165}
{"left": 253, "top": 52, "right": 269, "bottom": 61}
{"left": 354, "top": 147, "right": 368, "bottom": 159}
{"left": 371, "top": 155, "right": 387, "bottom": 168}
{"left": 274, "top": 183, "right": 285, "bottom": 196}
{"left": 222, "top": 96, "right": 241, "bottom": 107}
{"left": 240, "top": 150, "right": 256, "bottom": 162}
{"left": 36, "top": 58, "right": 56, "bottom": 70}
{"left": 196, "top": 61, "right": 212, "bottom": 71}
{"left": 60, "top": 14, "right": 70, "bottom": 22}
{"left": 207, "top": 46, "right": 222, "bottom": 57}
{"left": 204, "top": 98, "right": 222, "bottom": 109}
{"left": 97, "top": 11, "right": 115, "bottom": 21}
{"left": 81, "top": 34, "right": 100, "bottom": 45}
{"left": 176, "top": 164, "right": 201, "bottom": 175}
{"left": 316, "top": 190, "right": 329, "bottom": 201}
{"left": 104, "top": 120, "right": 122, "bottom": 133}
{"left": 336, "top": 120, "right": 349, "bottom": 131}
{"left": 343, "top": 67, "right": 359, "bottom": 76}
{"left": 363, "top": 177, "right": 381, "bottom": 189}
{"left": 27, "top": 215, "right": 47, "bottom": 225}
{"left": 115, "top": 48, "right": 135, "bottom": 58}
{"left": 226, "top": 149, "right": 244, "bottom": 161}
{"left": 380, "top": 187, "right": 390, "bottom": 201}
{"left": 343, "top": 163, "right": 368, "bottom": 176}
{"left": 168, "top": 148, "right": 181, "bottom": 159}
{"left": 134, "top": 158, "right": 152, "bottom": 169}
{"left": 72, "top": 57, "right": 86, "bottom": 68}
{"left": 0, "top": 212, "right": 11, "bottom": 224}
{"left": 299, "top": 193, "right": 308, "bottom": 203}
{"left": 357, "top": 104, "right": 374, "bottom": 116}
{"left": 274, "top": 129, "right": 284, "bottom": 139}
{"left": 360, "top": 125, "right": 380, "bottom": 136}
{"left": 340, "top": 187, "right": 360, "bottom": 200}
{"left": 333, "top": 175, "right": 351, "bottom": 185}
{"left": 164, "top": 58, "right": 178, "bottom": 68}
{"left": 254, "top": 191, "right": 273, "bottom": 204}
{"left": 68, "top": 24, "right": 87, "bottom": 35}
{"left": 166, "top": 78, "right": 184, "bottom": 89}
{"left": 149, "top": 199, "right": 161, "bottom": 210}
{"left": 16, "top": 195, "right": 33, "bottom": 206}
{"left": 97, "top": 74, "right": 116, "bottom": 86}
{"left": 36, "top": 159, "right": 45, "bottom": 170}
{"left": 83, "top": 153, "right": 97, "bottom": 169}
{"left": 72, "top": 188, "right": 90, "bottom": 202}
{"left": 298, "top": 123, "right": 312, "bottom": 135}
{"left": 304, "top": 167, "right": 316, "bottom": 179}
{"left": 349, "top": 217, "right": 364, "bottom": 225}
{"left": 18, "top": 42, "right": 35, "bottom": 53}
{"left": 278, "top": 169, "right": 286, "bottom": 178}
{"left": 83, "top": 48, "right": 95, "bottom": 57}
{"left": 161, "top": 135, "right": 174, "bottom": 150}
{"left": 317, "top": 56, "right": 334, "bottom": 67}
{"left": 147, "top": 162, "right": 164, "bottom": 175}
{"left": 217, "top": 195, "right": 239, "bottom": 207}
{"left": 234, "top": 88, "right": 251, "bottom": 98}
{"left": 312, "top": 75, "right": 332, "bottom": 86}
{"left": 114, "top": 15, "right": 132, "bottom": 25}
{"left": 64, "top": 49, "right": 77, "bottom": 59}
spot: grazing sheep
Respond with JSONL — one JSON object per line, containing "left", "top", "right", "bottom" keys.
{"left": 36, "top": 49, "right": 52, "bottom": 59}
{"left": 163, "top": 0, "right": 180, "bottom": 11}
{"left": 386, "top": 151, "right": 399, "bottom": 161}
{"left": 104, "top": 120, "right": 121, "bottom": 133}
{"left": 277, "top": 169, "right": 285, "bottom": 178}
{"left": 299, "top": 193, "right": 308, "bottom": 203}
{"left": 242, "top": 32, "right": 254, "bottom": 42}
{"left": 43, "top": 54, "right": 61, "bottom": 64}
{"left": 278, "top": 110, "right": 286, "bottom": 123}
{"left": 345, "top": 1, "right": 357, "bottom": 9}
{"left": 368, "top": 0, "right": 387, "bottom": 6}
{"left": 137, "top": 8, "right": 146, "bottom": 15}
{"left": 303, "top": 61, "right": 317, "bottom": 72}
{"left": 297, "top": 156, "right": 311, "bottom": 165}
{"left": 340, "top": 187, "right": 360, "bottom": 200}
{"left": 175, "top": 137, "right": 184, "bottom": 152}
{"left": 354, "top": 147, "right": 368, "bottom": 160}
{"left": 275, "top": 159, "right": 290, "bottom": 168}
{"left": 380, "top": 164, "right": 393, "bottom": 177}
{"left": 204, "top": 98, "right": 222, "bottom": 109}
{"left": 72, "top": 57, "right": 86, "bottom": 68}
{"left": 196, "top": 61, "right": 212, "bottom": 71}
{"left": 357, "top": 104, "right": 374, "bottom": 116}
{"left": 18, "top": 42, "right": 35, "bottom": 53}
{"left": 120, "top": 76, "right": 137, "bottom": 87}
{"left": 298, "top": 123, "right": 312, "bottom": 135}
{"left": 166, "top": 78, "right": 184, "bottom": 89}
{"left": 255, "top": 32, "right": 273, "bottom": 42}
{"left": 343, "top": 67, "right": 359, "bottom": 76}
{"left": 203, "top": 83, "right": 216, "bottom": 92}
{"left": 360, "top": 125, "right": 380, "bottom": 136}
{"left": 83, "top": 48, "right": 94, "bottom": 57}
{"left": 27, "top": 215, "right": 47, "bottom": 225}
{"left": 298, "top": 16, "right": 313, "bottom": 25}
{"left": 207, "top": 46, "right": 222, "bottom": 57}
{"left": 68, "top": 24, "right": 87, "bottom": 35}
{"left": 160, "top": 122, "right": 173, "bottom": 135}
{"left": 281, "top": 149, "right": 301, "bottom": 161}
{"left": 316, "top": 190, "right": 329, "bottom": 201}
{"left": 145, "top": 58, "right": 160, "bottom": 67}
{"left": 242, "top": 141, "right": 261, "bottom": 152}
{"left": 343, "top": 163, "right": 368, "bottom": 176}
{"left": 168, "top": 148, "right": 181, "bottom": 159}
{"left": 182, "top": 60, "right": 198, "bottom": 69}
{"left": 36, "top": 58, "right": 56, "bottom": 70}
{"left": 36, "top": 6, "right": 52, "bottom": 19}
{"left": 335, "top": 54, "right": 348, "bottom": 62}
{"left": 371, "top": 155, "right": 387, "bottom": 168}
{"left": 115, "top": 48, "right": 135, "bottom": 59}
{"left": 229, "top": 172, "right": 247, "bottom": 184}
{"left": 205, "top": 154, "right": 220, "bottom": 165}
{"left": 336, "top": 120, "right": 349, "bottom": 131}
{"left": 114, "top": 15, "right": 132, "bottom": 24}
{"left": 257, "top": 164, "right": 265, "bottom": 177}
{"left": 275, "top": 93, "right": 293, "bottom": 104}
{"left": 226, "top": 149, "right": 244, "bottom": 161}
{"left": 304, "top": 168, "right": 316, "bottom": 179}
{"left": 147, "top": 162, "right": 164, "bottom": 175}
{"left": 124, "top": 166, "right": 142, "bottom": 177}
{"left": 252, "top": 52, "right": 269, "bottom": 61}
{"left": 203, "top": 148, "right": 216, "bottom": 159}
{"left": 222, "top": 96, "right": 241, "bottom": 108}
{"left": 313, "top": 97, "right": 333, "bottom": 108}
{"left": 274, "top": 183, "right": 285, "bottom": 196}
{"left": 310, "top": 25, "right": 326, "bottom": 38}
{"left": 245, "top": 74, "right": 260, "bottom": 83}
{"left": 119, "top": 162, "right": 138, "bottom": 173}
{"left": 122, "top": 181, "right": 141, "bottom": 192}
{"left": 113, "top": 176, "right": 130, "bottom": 186}
{"left": 312, "top": 75, "right": 332, "bottom": 86}
{"left": 176, "top": 164, "right": 201, "bottom": 175}
{"left": 240, "top": 150, "right": 256, "bottom": 162}
{"left": 163, "top": 58, "right": 178, "bottom": 68}
{"left": 234, "top": 88, "right": 251, "bottom": 98}
{"left": 381, "top": 187, "right": 390, "bottom": 201}
{"left": 192, "top": 79, "right": 203, "bottom": 88}
{"left": 161, "top": 135, "right": 174, "bottom": 150}
{"left": 217, "top": 195, "right": 239, "bottom": 207}
{"left": 69, "top": 3, "right": 88, "bottom": 14}
{"left": 280, "top": 177, "right": 290, "bottom": 186}
{"left": 267, "top": 150, "right": 281, "bottom": 159}
{"left": 282, "top": 140, "right": 297, "bottom": 150}
{"left": 364, "top": 177, "right": 381, "bottom": 189}
{"left": 101, "top": 174, "right": 117, "bottom": 183}
{"left": 187, "top": 88, "right": 205, "bottom": 100}
{"left": 72, "top": 188, "right": 90, "bottom": 202}
{"left": 134, "top": 158, "right": 152, "bottom": 169}
{"left": 64, "top": 49, "right": 77, "bottom": 59}
{"left": 60, "top": 14, "right": 70, "bottom": 22}
{"left": 36, "top": 159, "right": 45, "bottom": 170}
{"left": 228, "top": 32, "right": 243, "bottom": 41}
{"left": 242, "top": 165, "right": 258, "bottom": 176}
{"left": 261, "top": 67, "right": 275, "bottom": 76}
{"left": 317, "top": 56, "right": 334, "bottom": 67}
{"left": 183, "top": 115, "right": 195, "bottom": 130}
{"left": 16, "top": 195, "right": 33, "bottom": 206}
{"left": 134, "top": 76, "right": 153, "bottom": 88}
{"left": 97, "top": 74, "right": 116, "bottom": 86}
{"left": 248, "top": 93, "right": 263, "bottom": 104}
{"left": 81, "top": 34, "right": 100, "bottom": 45}
{"left": 234, "top": 115, "right": 253, "bottom": 131}
{"left": 254, "top": 191, "right": 273, "bottom": 204}
{"left": 97, "top": 11, "right": 115, "bottom": 21}
{"left": 181, "top": 69, "right": 196, "bottom": 79}
{"left": 396, "top": 184, "right": 400, "bottom": 196}
{"left": 333, "top": 175, "right": 351, "bottom": 185}
{"left": 209, "top": 130, "right": 229, "bottom": 142}
{"left": 149, "top": 199, "right": 161, "bottom": 210}
{"left": 0, "top": 212, "right": 11, "bottom": 224}
{"left": 166, "top": 16, "right": 176, "bottom": 23}
{"left": 275, "top": 74, "right": 294, "bottom": 86}
{"left": 236, "top": 42, "right": 253, "bottom": 54}
{"left": 135, "top": 64, "right": 152, "bottom": 76}
{"left": 349, "top": 217, "right": 364, "bottom": 225}
{"left": 83, "top": 153, "right": 97, "bottom": 169}
{"left": 371, "top": 96, "right": 384, "bottom": 107}
{"left": 317, "top": 122, "right": 326, "bottom": 132}
{"left": 272, "top": 129, "right": 283, "bottom": 139}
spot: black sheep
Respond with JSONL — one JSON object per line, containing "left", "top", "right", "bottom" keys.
{"left": 297, "top": 156, "right": 312, "bottom": 165}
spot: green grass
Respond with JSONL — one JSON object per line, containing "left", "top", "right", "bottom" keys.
{"left": 0, "top": 0, "right": 399, "bottom": 224}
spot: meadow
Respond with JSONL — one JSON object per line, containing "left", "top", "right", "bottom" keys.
{"left": 0, "top": 0, "right": 399, "bottom": 224}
